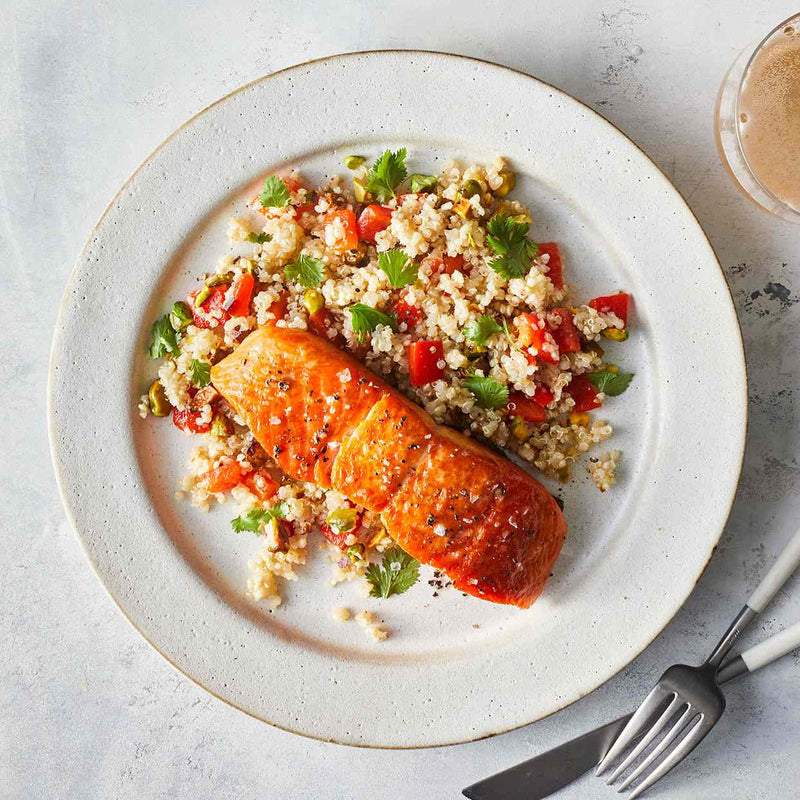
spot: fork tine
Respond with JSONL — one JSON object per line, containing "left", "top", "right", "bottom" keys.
{"left": 595, "top": 685, "right": 674, "bottom": 776}
{"left": 616, "top": 704, "right": 696, "bottom": 791}
{"left": 625, "top": 714, "right": 712, "bottom": 799}
{"left": 605, "top": 696, "right": 686, "bottom": 784}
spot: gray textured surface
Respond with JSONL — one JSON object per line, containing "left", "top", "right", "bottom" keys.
{"left": 2, "top": 0, "right": 799, "bottom": 797}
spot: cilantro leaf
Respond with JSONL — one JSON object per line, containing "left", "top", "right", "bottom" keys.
{"left": 285, "top": 254, "right": 326, "bottom": 288}
{"left": 149, "top": 315, "right": 180, "bottom": 359}
{"left": 247, "top": 231, "right": 272, "bottom": 244}
{"left": 258, "top": 175, "right": 290, "bottom": 208}
{"left": 409, "top": 174, "right": 437, "bottom": 192}
{"left": 378, "top": 248, "right": 418, "bottom": 288}
{"left": 463, "top": 315, "right": 503, "bottom": 346}
{"left": 188, "top": 359, "right": 211, "bottom": 387}
{"left": 348, "top": 303, "right": 397, "bottom": 340}
{"left": 231, "top": 502, "right": 288, "bottom": 534}
{"left": 366, "top": 148, "right": 408, "bottom": 202}
{"left": 587, "top": 369, "right": 634, "bottom": 396}
{"left": 486, "top": 213, "right": 539, "bottom": 280}
{"left": 365, "top": 545, "right": 420, "bottom": 598}
{"left": 463, "top": 375, "right": 509, "bottom": 409}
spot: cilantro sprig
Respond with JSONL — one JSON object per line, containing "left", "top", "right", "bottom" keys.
{"left": 348, "top": 303, "right": 397, "bottom": 340}
{"left": 486, "top": 213, "right": 539, "bottom": 280}
{"left": 365, "top": 546, "right": 420, "bottom": 598}
{"left": 285, "top": 254, "right": 326, "bottom": 288}
{"left": 149, "top": 315, "right": 180, "bottom": 359}
{"left": 259, "top": 175, "right": 290, "bottom": 208}
{"left": 188, "top": 359, "right": 211, "bottom": 387}
{"left": 231, "top": 502, "right": 288, "bottom": 534}
{"left": 378, "top": 249, "right": 418, "bottom": 288}
{"left": 463, "top": 374, "right": 509, "bottom": 409}
{"left": 366, "top": 148, "right": 408, "bottom": 202}
{"left": 247, "top": 231, "right": 272, "bottom": 244}
{"left": 587, "top": 369, "right": 635, "bottom": 396}
{"left": 463, "top": 315, "right": 503, "bottom": 346}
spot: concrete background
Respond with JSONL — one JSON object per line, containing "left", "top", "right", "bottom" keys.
{"left": 2, "top": 1, "right": 799, "bottom": 797}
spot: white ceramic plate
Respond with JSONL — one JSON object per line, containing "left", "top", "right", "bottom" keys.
{"left": 49, "top": 51, "right": 746, "bottom": 748}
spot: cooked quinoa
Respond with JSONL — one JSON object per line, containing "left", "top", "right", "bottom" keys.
{"left": 142, "top": 150, "right": 634, "bottom": 621}
{"left": 588, "top": 450, "right": 621, "bottom": 493}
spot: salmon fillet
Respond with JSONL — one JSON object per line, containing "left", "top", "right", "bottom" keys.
{"left": 211, "top": 327, "right": 567, "bottom": 608}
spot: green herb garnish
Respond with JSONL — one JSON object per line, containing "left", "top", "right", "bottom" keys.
{"left": 258, "top": 175, "right": 290, "bottom": 208}
{"left": 188, "top": 359, "right": 211, "bottom": 387}
{"left": 378, "top": 248, "right": 418, "bottom": 288}
{"left": 231, "top": 503, "right": 288, "bottom": 534}
{"left": 149, "top": 315, "right": 180, "bottom": 359}
{"left": 486, "top": 213, "right": 539, "bottom": 280}
{"left": 409, "top": 174, "right": 438, "bottom": 192}
{"left": 365, "top": 546, "right": 420, "bottom": 598}
{"left": 247, "top": 231, "right": 272, "bottom": 244}
{"left": 587, "top": 369, "right": 635, "bottom": 396}
{"left": 463, "top": 315, "right": 503, "bottom": 346}
{"left": 463, "top": 374, "right": 509, "bottom": 409}
{"left": 169, "top": 301, "right": 192, "bottom": 332}
{"left": 285, "top": 254, "right": 326, "bottom": 288}
{"left": 366, "top": 148, "right": 408, "bottom": 202}
{"left": 348, "top": 303, "right": 397, "bottom": 340}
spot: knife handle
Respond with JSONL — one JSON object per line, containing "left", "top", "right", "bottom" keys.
{"left": 718, "top": 620, "right": 800, "bottom": 683}
{"left": 747, "top": 527, "right": 800, "bottom": 612}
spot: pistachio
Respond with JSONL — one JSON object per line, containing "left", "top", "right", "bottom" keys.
{"left": 148, "top": 380, "right": 172, "bottom": 417}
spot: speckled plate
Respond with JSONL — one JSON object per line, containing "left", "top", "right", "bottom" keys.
{"left": 48, "top": 51, "right": 747, "bottom": 748}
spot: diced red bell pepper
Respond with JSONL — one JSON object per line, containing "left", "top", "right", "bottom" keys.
{"left": 228, "top": 273, "right": 255, "bottom": 318}
{"left": 307, "top": 308, "right": 344, "bottom": 346}
{"left": 408, "top": 340, "right": 445, "bottom": 386}
{"left": 356, "top": 204, "right": 393, "bottom": 243}
{"left": 533, "top": 385, "right": 555, "bottom": 407}
{"left": 393, "top": 299, "right": 421, "bottom": 329}
{"left": 589, "top": 293, "right": 630, "bottom": 326}
{"left": 323, "top": 207, "right": 359, "bottom": 252}
{"left": 282, "top": 175, "right": 303, "bottom": 193}
{"left": 243, "top": 468, "right": 280, "bottom": 503}
{"left": 320, "top": 511, "right": 363, "bottom": 550}
{"left": 427, "top": 253, "right": 465, "bottom": 276}
{"left": 537, "top": 242, "right": 563, "bottom": 289}
{"left": 517, "top": 313, "right": 559, "bottom": 365}
{"left": 568, "top": 374, "right": 603, "bottom": 412}
{"left": 172, "top": 407, "right": 213, "bottom": 434}
{"left": 293, "top": 203, "right": 317, "bottom": 229}
{"left": 197, "top": 461, "right": 244, "bottom": 493}
{"left": 188, "top": 286, "right": 230, "bottom": 329}
{"left": 549, "top": 307, "right": 581, "bottom": 353}
{"left": 507, "top": 392, "right": 547, "bottom": 423}
{"left": 262, "top": 293, "right": 288, "bottom": 327}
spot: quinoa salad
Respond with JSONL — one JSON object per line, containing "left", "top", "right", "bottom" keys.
{"left": 141, "top": 148, "right": 634, "bottom": 635}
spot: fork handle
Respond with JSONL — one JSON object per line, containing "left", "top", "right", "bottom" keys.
{"left": 747, "top": 528, "right": 800, "bottom": 612}
{"left": 718, "top": 620, "right": 800, "bottom": 681}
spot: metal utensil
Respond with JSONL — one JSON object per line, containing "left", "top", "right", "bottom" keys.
{"left": 462, "top": 620, "right": 800, "bottom": 800}
{"left": 595, "top": 527, "right": 800, "bottom": 798}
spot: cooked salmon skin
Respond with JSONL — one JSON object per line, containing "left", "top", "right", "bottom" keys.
{"left": 211, "top": 327, "right": 567, "bottom": 608}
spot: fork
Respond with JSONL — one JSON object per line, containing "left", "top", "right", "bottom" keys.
{"left": 595, "top": 526, "right": 800, "bottom": 798}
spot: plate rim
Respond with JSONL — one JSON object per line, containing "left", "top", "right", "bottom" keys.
{"left": 48, "top": 49, "right": 748, "bottom": 749}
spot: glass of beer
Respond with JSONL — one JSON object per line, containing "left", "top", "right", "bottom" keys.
{"left": 716, "top": 13, "right": 800, "bottom": 223}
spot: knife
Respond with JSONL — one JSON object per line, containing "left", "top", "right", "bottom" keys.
{"left": 463, "top": 620, "right": 800, "bottom": 800}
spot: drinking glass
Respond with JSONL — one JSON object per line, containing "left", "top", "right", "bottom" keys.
{"left": 715, "top": 13, "right": 800, "bottom": 223}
